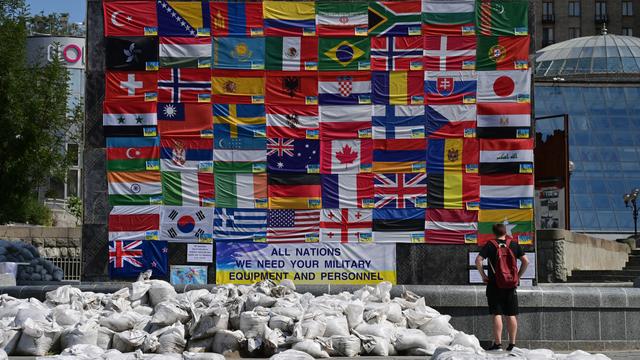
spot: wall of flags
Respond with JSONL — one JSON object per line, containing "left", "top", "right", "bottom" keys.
{"left": 102, "top": 0, "right": 534, "bottom": 282}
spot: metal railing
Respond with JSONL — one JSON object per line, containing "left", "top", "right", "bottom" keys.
{"left": 43, "top": 256, "right": 82, "bottom": 282}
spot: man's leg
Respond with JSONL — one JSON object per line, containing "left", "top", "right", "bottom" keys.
{"left": 492, "top": 315, "right": 503, "bottom": 344}
{"left": 506, "top": 315, "right": 517, "bottom": 344}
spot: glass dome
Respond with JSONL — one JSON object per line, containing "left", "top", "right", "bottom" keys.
{"left": 535, "top": 34, "right": 640, "bottom": 77}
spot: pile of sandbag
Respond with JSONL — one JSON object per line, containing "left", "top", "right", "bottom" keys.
{"left": 0, "top": 271, "right": 612, "bottom": 359}
{"left": 0, "top": 239, "right": 64, "bottom": 282}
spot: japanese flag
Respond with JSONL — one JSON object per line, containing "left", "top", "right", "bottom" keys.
{"left": 477, "top": 70, "right": 530, "bottom": 103}
{"left": 320, "top": 139, "right": 373, "bottom": 174}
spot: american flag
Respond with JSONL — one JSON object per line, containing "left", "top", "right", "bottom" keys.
{"left": 267, "top": 209, "right": 320, "bottom": 243}
{"left": 374, "top": 173, "right": 427, "bottom": 208}
{"left": 109, "top": 240, "right": 143, "bottom": 268}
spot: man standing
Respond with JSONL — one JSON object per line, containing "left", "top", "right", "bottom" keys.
{"left": 475, "top": 223, "right": 529, "bottom": 351}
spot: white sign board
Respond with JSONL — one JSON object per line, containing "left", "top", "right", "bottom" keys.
{"left": 187, "top": 244, "right": 214, "bottom": 263}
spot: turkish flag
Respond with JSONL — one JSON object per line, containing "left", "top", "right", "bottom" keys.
{"left": 106, "top": 71, "right": 158, "bottom": 101}
{"left": 104, "top": 2, "right": 158, "bottom": 37}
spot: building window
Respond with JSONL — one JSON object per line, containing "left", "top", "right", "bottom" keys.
{"left": 569, "top": 1, "right": 581, "bottom": 16}
{"left": 542, "top": 27, "right": 555, "bottom": 46}
{"left": 67, "top": 143, "right": 79, "bottom": 166}
{"left": 543, "top": 1, "right": 554, "bottom": 16}
{"left": 595, "top": 1, "right": 607, "bottom": 19}
{"left": 623, "top": 1, "right": 633, "bottom": 16}
{"left": 623, "top": 27, "right": 633, "bottom": 36}
{"left": 569, "top": 27, "right": 581, "bottom": 38}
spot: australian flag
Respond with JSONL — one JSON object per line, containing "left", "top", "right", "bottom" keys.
{"left": 267, "top": 138, "right": 319, "bottom": 173}
{"left": 108, "top": 240, "right": 168, "bottom": 278}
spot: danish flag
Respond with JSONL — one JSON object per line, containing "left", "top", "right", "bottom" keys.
{"left": 109, "top": 240, "right": 143, "bottom": 268}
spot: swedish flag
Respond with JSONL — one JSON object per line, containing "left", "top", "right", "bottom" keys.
{"left": 319, "top": 37, "right": 370, "bottom": 71}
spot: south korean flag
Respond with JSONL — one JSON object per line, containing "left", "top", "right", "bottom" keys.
{"left": 160, "top": 206, "right": 213, "bottom": 243}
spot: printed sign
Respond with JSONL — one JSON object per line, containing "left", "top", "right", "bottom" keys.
{"left": 216, "top": 242, "right": 396, "bottom": 285}
{"left": 170, "top": 265, "right": 208, "bottom": 285}
{"left": 187, "top": 244, "right": 214, "bottom": 263}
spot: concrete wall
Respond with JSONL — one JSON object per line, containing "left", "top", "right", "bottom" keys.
{"left": 537, "top": 229, "right": 630, "bottom": 282}
{"left": 0, "top": 226, "right": 81, "bottom": 258}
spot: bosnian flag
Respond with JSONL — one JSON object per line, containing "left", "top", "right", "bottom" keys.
{"left": 477, "top": 70, "right": 531, "bottom": 103}
{"left": 319, "top": 71, "right": 371, "bottom": 105}
{"left": 319, "top": 105, "right": 372, "bottom": 139}
{"left": 425, "top": 70, "right": 477, "bottom": 104}
{"left": 108, "top": 205, "right": 160, "bottom": 241}
{"left": 321, "top": 174, "right": 374, "bottom": 208}
{"left": 266, "top": 104, "right": 319, "bottom": 139}
{"left": 320, "top": 209, "right": 373, "bottom": 243}
{"left": 480, "top": 173, "right": 534, "bottom": 209}
{"left": 426, "top": 104, "right": 476, "bottom": 138}
{"left": 425, "top": 209, "right": 478, "bottom": 244}
{"left": 160, "top": 206, "right": 214, "bottom": 242}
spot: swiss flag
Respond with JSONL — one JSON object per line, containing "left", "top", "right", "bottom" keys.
{"left": 320, "top": 139, "right": 373, "bottom": 174}
{"left": 104, "top": 1, "right": 158, "bottom": 37}
{"left": 106, "top": 71, "right": 158, "bottom": 101}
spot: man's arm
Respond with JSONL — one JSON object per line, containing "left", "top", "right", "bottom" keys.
{"left": 475, "top": 255, "right": 489, "bottom": 283}
{"left": 518, "top": 254, "right": 529, "bottom": 279}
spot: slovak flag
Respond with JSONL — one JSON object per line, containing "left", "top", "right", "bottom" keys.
{"left": 320, "top": 209, "right": 373, "bottom": 243}
{"left": 425, "top": 70, "right": 477, "bottom": 104}
{"left": 108, "top": 239, "right": 168, "bottom": 278}
{"left": 321, "top": 139, "right": 373, "bottom": 174}
{"left": 160, "top": 206, "right": 214, "bottom": 242}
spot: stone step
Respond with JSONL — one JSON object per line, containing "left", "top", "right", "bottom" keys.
{"left": 571, "top": 269, "right": 640, "bottom": 276}
{"left": 568, "top": 273, "right": 639, "bottom": 282}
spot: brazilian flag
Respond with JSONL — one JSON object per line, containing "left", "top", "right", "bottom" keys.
{"left": 318, "top": 37, "right": 370, "bottom": 71}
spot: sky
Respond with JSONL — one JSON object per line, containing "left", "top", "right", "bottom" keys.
{"left": 27, "top": 0, "right": 86, "bottom": 23}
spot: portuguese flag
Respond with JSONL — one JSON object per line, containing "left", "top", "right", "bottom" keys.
{"left": 478, "top": 208, "right": 533, "bottom": 245}
{"left": 476, "top": 0, "right": 529, "bottom": 36}
{"left": 476, "top": 36, "right": 529, "bottom": 70}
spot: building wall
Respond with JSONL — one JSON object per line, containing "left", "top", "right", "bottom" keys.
{"left": 534, "top": 0, "right": 640, "bottom": 51}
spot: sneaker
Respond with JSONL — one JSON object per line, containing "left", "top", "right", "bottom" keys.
{"left": 506, "top": 343, "right": 516, "bottom": 351}
{"left": 487, "top": 343, "right": 502, "bottom": 351}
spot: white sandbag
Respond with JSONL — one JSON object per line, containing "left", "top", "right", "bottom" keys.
{"left": 133, "top": 305, "right": 154, "bottom": 316}
{"left": 421, "top": 314, "right": 456, "bottom": 336}
{"left": 245, "top": 292, "right": 277, "bottom": 311}
{"left": 271, "top": 304, "right": 304, "bottom": 321}
{"left": 431, "top": 346, "right": 479, "bottom": 360}
{"left": 394, "top": 328, "right": 432, "bottom": 351}
{"left": 268, "top": 314, "right": 294, "bottom": 332}
{"left": 59, "top": 344, "right": 105, "bottom": 358}
{"left": 52, "top": 307, "right": 83, "bottom": 327}
{"left": 46, "top": 286, "right": 83, "bottom": 305}
{"left": 345, "top": 300, "right": 364, "bottom": 329}
{"left": 0, "top": 325, "right": 20, "bottom": 355}
{"left": 130, "top": 281, "right": 152, "bottom": 303}
{"left": 363, "top": 302, "right": 389, "bottom": 323}
{"left": 0, "top": 349, "right": 6, "bottom": 360}
{"left": 565, "top": 350, "right": 611, "bottom": 360}
{"left": 368, "top": 336, "right": 390, "bottom": 356}
{"left": 155, "top": 322, "right": 186, "bottom": 354}
{"left": 294, "top": 314, "right": 327, "bottom": 340}
{"left": 262, "top": 326, "right": 285, "bottom": 355}
{"left": 186, "top": 337, "right": 213, "bottom": 353}
{"left": 15, "top": 318, "right": 61, "bottom": 356}
{"left": 328, "top": 335, "right": 361, "bottom": 357}
{"left": 354, "top": 320, "right": 397, "bottom": 342}
{"left": 147, "top": 280, "right": 177, "bottom": 307}
{"left": 190, "top": 307, "right": 229, "bottom": 340}
{"left": 510, "top": 347, "right": 555, "bottom": 359}
{"left": 182, "top": 352, "right": 226, "bottom": 360}
{"left": 450, "top": 331, "right": 483, "bottom": 353}
{"left": 61, "top": 321, "right": 99, "bottom": 348}
{"left": 269, "top": 349, "right": 315, "bottom": 360}
{"left": 99, "top": 311, "right": 147, "bottom": 332}
{"left": 13, "top": 307, "right": 48, "bottom": 327}
{"left": 386, "top": 302, "right": 404, "bottom": 323}
{"left": 239, "top": 310, "right": 269, "bottom": 338}
{"left": 151, "top": 302, "right": 189, "bottom": 326}
{"left": 211, "top": 330, "right": 244, "bottom": 355}
{"left": 96, "top": 326, "right": 114, "bottom": 350}
{"left": 322, "top": 314, "right": 349, "bottom": 337}
{"left": 291, "top": 339, "right": 330, "bottom": 358}
{"left": 111, "top": 330, "right": 147, "bottom": 353}
{"left": 425, "top": 334, "right": 454, "bottom": 347}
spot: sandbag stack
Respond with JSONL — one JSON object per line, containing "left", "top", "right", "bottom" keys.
{"left": 0, "top": 240, "right": 63, "bottom": 282}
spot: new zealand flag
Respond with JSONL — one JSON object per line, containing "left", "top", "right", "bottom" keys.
{"left": 108, "top": 240, "right": 168, "bottom": 278}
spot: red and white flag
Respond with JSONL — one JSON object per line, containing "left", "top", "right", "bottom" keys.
{"left": 108, "top": 205, "right": 160, "bottom": 241}
{"left": 104, "top": 1, "right": 157, "bottom": 37}
{"left": 319, "top": 105, "right": 372, "bottom": 139}
{"left": 158, "top": 68, "right": 211, "bottom": 103}
{"left": 266, "top": 105, "right": 319, "bottom": 139}
{"left": 425, "top": 209, "right": 478, "bottom": 244}
{"left": 374, "top": 173, "right": 427, "bottom": 208}
{"left": 477, "top": 70, "right": 531, "bottom": 103}
{"left": 267, "top": 209, "right": 320, "bottom": 243}
{"left": 320, "top": 209, "right": 373, "bottom": 243}
{"left": 424, "top": 36, "right": 476, "bottom": 71}
{"left": 371, "top": 36, "right": 423, "bottom": 71}
{"left": 321, "top": 139, "right": 373, "bottom": 174}
{"left": 106, "top": 71, "right": 157, "bottom": 101}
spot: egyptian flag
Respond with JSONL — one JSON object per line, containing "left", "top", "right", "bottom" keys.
{"left": 476, "top": 103, "right": 530, "bottom": 139}
{"left": 157, "top": 103, "right": 212, "bottom": 136}
{"left": 371, "top": 71, "right": 424, "bottom": 105}
{"left": 109, "top": 205, "right": 161, "bottom": 241}
{"left": 104, "top": 1, "right": 158, "bottom": 37}
{"left": 321, "top": 139, "right": 373, "bottom": 174}
{"left": 480, "top": 173, "right": 533, "bottom": 209}
{"left": 103, "top": 101, "right": 157, "bottom": 138}
{"left": 479, "top": 138, "right": 534, "bottom": 174}
{"left": 265, "top": 71, "right": 319, "bottom": 105}
{"left": 321, "top": 174, "right": 374, "bottom": 208}
{"left": 106, "top": 37, "right": 159, "bottom": 71}
{"left": 425, "top": 209, "right": 478, "bottom": 244}
{"left": 268, "top": 173, "right": 322, "bottom": 209}
{"left": 372, "top": 208, "right": 426, "bottom": 243}
{"left": 210, "top": 1, "right": 264, "bottom": 36}
{"left": 105, "top": 71, "right": 157, "bottom": 102}
{"left": 319, "top": 105, "right": 372, "bottom": 139}
{"left": 426, "top": 105, "right": 476, "bottom": 138}
{"left": 266, "top": 105, "right": 319, "bottom": 139}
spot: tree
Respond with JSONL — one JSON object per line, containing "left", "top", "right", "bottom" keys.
{"left": 0, "top": 0, "right": 82, "bottom": 224}
{"left": 27, "top": 12, "right": 85, "bottom": 37}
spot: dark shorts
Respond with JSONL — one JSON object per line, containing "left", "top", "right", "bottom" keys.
{"left": 486, "top": 284, "right": 518, "bottom": 316}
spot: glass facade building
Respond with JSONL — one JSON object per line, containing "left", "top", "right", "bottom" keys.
{"left": 535, "top": 34, "right": 640, "bottom": 232}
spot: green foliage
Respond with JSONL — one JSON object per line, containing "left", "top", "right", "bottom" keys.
{"left": 27, "top": 12, "right": 85, "bottom": 37}
{"left": 66, "top": 196, "right": 83, "bottom": 225}
{"left": 19, "top": 197, "right": 53, "bottom": 226}
{"left": 0, "top": 0, "right": 82, "bottom": 224}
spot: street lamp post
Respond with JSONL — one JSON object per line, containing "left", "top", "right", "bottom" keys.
{"left": 624, "top": 189, "right": 640, "bottom": 247}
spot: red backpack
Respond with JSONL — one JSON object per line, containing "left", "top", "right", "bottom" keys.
{"left": 488, "top": 238, "right": 519, "bottom": 289}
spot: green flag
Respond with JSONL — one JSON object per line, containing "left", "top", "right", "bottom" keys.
{"left": 214, "top": 173, "right": 268, "bottom": 208}
{"left": 318, "top": 37, "right": 370, "bottom": 71}
{"left": 476, "top": 0, "right": 528, "bottom": 36}
{"left": 161, "top": 171, "right": 214, "bottom": 207}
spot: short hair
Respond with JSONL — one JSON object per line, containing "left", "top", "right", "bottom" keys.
{"left": 492, "top": 223, "right": 507, "bottom": 237}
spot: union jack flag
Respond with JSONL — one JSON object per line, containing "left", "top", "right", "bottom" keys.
{"left": 108, "top": 240, "right": 168, "bottom": 278}
{"left": 267, "top": 138, "right": 295, "bottom": 157}
{"left": 374, "top": 173, "right": 427, "bottom": 208}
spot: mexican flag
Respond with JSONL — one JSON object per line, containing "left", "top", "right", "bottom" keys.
{"left": 265, "top": 36, "right": 318, "bottom": 71}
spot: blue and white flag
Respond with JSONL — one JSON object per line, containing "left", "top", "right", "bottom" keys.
{"left": 213, "top": 208, "right": 268, "bottom": 241}
{"left": 213, "top": 37, "right": 265, "bottom": 69}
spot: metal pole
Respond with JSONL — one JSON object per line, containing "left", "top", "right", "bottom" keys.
{"left": 564, "top": 114, "right": 570, "bottom": 230}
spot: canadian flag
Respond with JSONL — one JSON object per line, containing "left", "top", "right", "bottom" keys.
{"left": 320, "top": 139, "right": 372, "bottom": 174}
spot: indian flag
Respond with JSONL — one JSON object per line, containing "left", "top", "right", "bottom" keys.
{"left": 108, "top": 171, "right": 162, "bottom": 206}
{"left": 215, "top": 173, "right": 268, "bottom": 208}
{"left": 422, "top": 0, "right": 476, "bottom": 35}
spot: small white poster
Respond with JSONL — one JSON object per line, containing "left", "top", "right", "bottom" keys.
{"left": 187, "top": 244, "right": 214, "bottom": 263}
